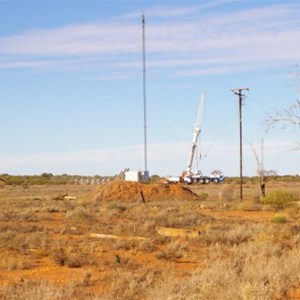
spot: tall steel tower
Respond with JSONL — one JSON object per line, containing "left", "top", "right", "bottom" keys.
{"left": 142, "top": 13, "right": 149, "bottom": 180}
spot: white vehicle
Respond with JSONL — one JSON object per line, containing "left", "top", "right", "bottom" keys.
{"left": 166, "top": 176, "right": 181, "bottom": 183}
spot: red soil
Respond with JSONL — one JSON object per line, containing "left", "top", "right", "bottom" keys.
{"left": 95, "top": 181, "right": 199, "bottom": 202}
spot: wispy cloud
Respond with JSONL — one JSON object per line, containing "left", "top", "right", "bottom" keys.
{"left": 0, "top": 2, "right": 300, "bottom": 77}
{"left": 121, "top": 0, "right": 239, "bottom": 19}
{"left": 0, "top": 22, "right": 140, "bottom": 56}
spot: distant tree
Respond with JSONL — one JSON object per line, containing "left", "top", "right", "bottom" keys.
{"left": 264, "top": 169, "right": 278, "bottom": 176}
{"left": 40, "top": 172, "right": 54, "bottom": 178}
{"left": 210, "top": 170, "right": 223, "bottom": 176}
{"left": 150, "top": 174, "right": 161, "bottom": 182}
{"left": 265, "top": 67, "right": 300, "bottom": 150}
{"left": 265, "top": 100, "right": 300, "bottom": 132}
{"left": 251, "top": 140, "right": 266, "bottom": 197}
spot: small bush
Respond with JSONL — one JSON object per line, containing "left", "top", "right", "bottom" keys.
{"left": 51, "top": 247, "right": 67, "bottom": 266}
{"left": 107, "top": 201, "right": 127, "bottom": 213}
{"left": 51, "top": 245, "right": 97, "bottom": 268}
{"left": 199, "top": 192, "right": 209, "bottom": 201}
{"left": 109, "top": 267, "right": 159, "bottom": 300}
{"left": 66, "top": 207, "right": 96, "bottom": 224}
{"left": 271, "top": 214, "right": 288, "bottom": 224}
{"left": 155, "top": 240, "right": 187, "bottom": 261}
{"left": 235, "top": 199, "right": 259, "bottom": 211}
{"left": 0, "top": 255, "right": 33, "bottom": 270}
{"left": 283, "top": 205, "right": 300, "bottom": 220}
{"left": 200, "top": 223, "right": 260, "bottom": 246}
{"left": 263, "top": 190, "right": 295, "bottom": 208}
{"left": 220, "top": 186, "right": 235, "bottom": 201}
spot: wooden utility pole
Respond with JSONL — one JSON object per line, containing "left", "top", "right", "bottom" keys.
{"left": 231, "top": 88, "right": 249, "bottom": 201}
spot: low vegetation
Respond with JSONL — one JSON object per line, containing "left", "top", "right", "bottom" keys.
{"left": 0, "top": 177, "right": 299, "bottom": 299}
{"left": 263, "top": 190, "right": 296, "bottom": 208}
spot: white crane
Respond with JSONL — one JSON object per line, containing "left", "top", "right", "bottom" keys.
{"left": 184, "top": 91, "right": 205, "bottom": 181}
{"left": 167, "top": 90, "right": 224, "bottom": 184}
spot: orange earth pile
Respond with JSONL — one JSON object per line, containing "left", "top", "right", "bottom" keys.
{"left": 95, "top": 181, "right": 199, "bottom": 202}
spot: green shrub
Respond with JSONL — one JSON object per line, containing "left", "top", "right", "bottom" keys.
{"left": 262, "top": 190, "right": 295, "bottom": 208}
{"left": 271, "top": 214, "right": 288, "bottom": 224}
{"left": 199, "top": 192, "right": 209, "bottom": 201}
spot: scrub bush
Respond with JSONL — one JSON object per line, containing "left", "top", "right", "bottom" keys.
{"left": 263, "top": 190, "right": 295, "bottom": 208}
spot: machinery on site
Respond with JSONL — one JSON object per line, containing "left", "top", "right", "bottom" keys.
{"left": 168, "top": 91, "right": 224, "bottom": 184}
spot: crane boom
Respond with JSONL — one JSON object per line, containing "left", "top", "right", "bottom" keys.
{"left": 167, "top": 90, "right": 224, "bottom": 185}
{"left": 167, "top": 90, "right": 224, "bottom": 184}
{"left": 186, "top": 91, "right": 205, "bottom": 174}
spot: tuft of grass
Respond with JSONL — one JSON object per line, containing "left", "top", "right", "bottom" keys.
{"left": 235, "top": 199, "right": 260, "bottom": 211}
{"left": 220, "top": 186, "right": 235, "bottom": 202}
{"left": 0, "top": 255, "right": 33, "bottom": 270}
{"left": 271, "top": 214, "right": 288, "bottom": 224}
{"left": 0, "top": 279, "right": 76, "bottom": 300}
{"left": 283, "top": 205, "right": 300, "bottom": 220}
{"left": 50, "top": 244, "right": 97, "bottom": 268}
{"left": 18, "top": 210, "right": 39, "bottom": 222}
{"left": 66, "top": 207, "right": 97, "bottom": 224}
{"left": 155, "top": 240, "right": 187, "bottom": 261}
{"left": 108, "top": 267, "right": 159, "bottom": 300}
{"left": 198, "top": 192, "right": 209, "bottom": 201}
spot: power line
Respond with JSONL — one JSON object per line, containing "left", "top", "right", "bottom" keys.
{"left": 204, "top": 102, "right": 235, "bottom": 157}
{"left": 247, "top": 93, "right": 275, "bottom": 111}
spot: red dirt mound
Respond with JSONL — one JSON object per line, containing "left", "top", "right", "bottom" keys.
{"left": 95, "top": 181, "right": 199, "bottom": 202}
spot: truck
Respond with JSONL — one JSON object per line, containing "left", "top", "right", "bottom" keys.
{"left": 167, "top": 171, "right": 224, "bottom": 184}
{"left": 167, "top": 91, "right": 224, "bottom": 185}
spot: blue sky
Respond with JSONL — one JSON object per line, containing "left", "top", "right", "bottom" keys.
{"left": 0, "top": 0, "right": 299, "bottom": 177}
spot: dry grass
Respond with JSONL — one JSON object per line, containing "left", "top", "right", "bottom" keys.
{"left": 160, "top": 242, "right": 300, "bottom": 300}
{"left": 0, "top": 278, "right": 103, "bottom": 300}
{"left": 155, "top": 239, "right": 188, "bottom": 261}
{"left": 199, "top": 223, "right": 261, "bottom": 246}
{"left": 50, "top": 240, "right": 98, "bottom": 268}
{"left": 0, "top": 255, "right": 33, "bottom": 271}
{"left": 0, "top": 179, "right": 299, "bottom": 299}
